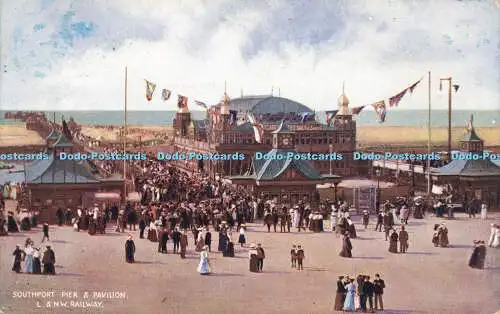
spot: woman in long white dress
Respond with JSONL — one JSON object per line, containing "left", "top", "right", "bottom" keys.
{"left": 488, "top": 224, "right": 499, "bottom": 248}
{"left": 24, "top": 244, "right": 34, "bottom": 273}
{"left": 197, "top": 246, "right": 211, "bottom": 275}
{"left": 330, "top": 207, "right": 337, "bottom": 232}
{"left": 481, "top": 204, "right": 488, "bottom": 220}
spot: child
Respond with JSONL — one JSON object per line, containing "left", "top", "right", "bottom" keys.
{"left": 297, "top": 245, "right": 305, "bottom": 270}
{"left": 238, "top": 224, "right": 246, "bottom": 247}
{"left": 290, "top": 245, "right": 297, "bottom": 268}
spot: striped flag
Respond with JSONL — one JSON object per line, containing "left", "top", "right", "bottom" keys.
{"left": 194, "top": 100, "right": 208, "bottom": 109}
{"left": 299, "top": 112, "right": 310, "bottom": 123}
{"left": 325, "top": 110, "right": 338, "bottom": 125}
{"left": 162, "top": 89, "right": 171, "bottom": 101}
{"left": 351, "top": 105, "right": 366, "bottom": 115}
{"left": 247, "top": 114, "right": 264, "bottom": 143}
{"left": 371, "top": 100, "right": 387, "bottom": 123}
{"left": 145, "top": 80, "right": 156, "bottom": 101}
{"left": 177, "top": 95, "right": 188, "bottom": 109}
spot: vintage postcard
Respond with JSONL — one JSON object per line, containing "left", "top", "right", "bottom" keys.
{"left": 0, "top": 1, "right": 499, "bottom": 313}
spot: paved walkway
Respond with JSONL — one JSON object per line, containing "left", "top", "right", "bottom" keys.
{"left": 0, "top": 212, "right": 499, "bottom": 314}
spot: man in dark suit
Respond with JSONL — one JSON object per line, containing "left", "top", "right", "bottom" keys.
{"left": 139, "top": 218, "right": 146, "bottom": 239}
{"left": 172, "top": 228, "right": 181, "bottom": 253}
{"left": 375, "top": 212, "right": 383, "bottom": 232}
{"left": 363, "top": 276, "right": 375, "bottom": 312}
{"left": 373, "top": 274, "right": 385, "bottom": 311}
{"left": 157, "top": 228, "right": 164, "bottom": 253}
{"left": 204, "top": 229, "right": 212, "bottom": 252}
{"left": 160, "top": 228, "right": 169, "bottom": 254}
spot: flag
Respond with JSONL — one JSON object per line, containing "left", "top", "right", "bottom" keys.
{"left": 177, "top": 95, "right": 188, "bottom": 109}
{"left": 161, "top": 89, "right": 171, "bottom": 101}
{"left": 453, "top": 84, "right": 460, "bottom": 93}
{"left": 247, "top": 114, "right": 264, "bottom": 143}
{"left": 62, "top": 118, "right": 73, "bottom": 140}
{"left": 229, "top": 110, "right": 238, "bottom": 125}
{"left": 325, "top": 110, "right": 338, "bottom": 125}
{"left": 351, "top": 105, "right": 366, "bottom": 115}
{"left": 409, "top": 78, "right": 422, "bottom": 94}
{"left": 299, "top": 112, "right": 310, "bottom": 123}
{"left": 371, "top": 100, "right": 387, "bottom": 123}
{"left": 389, "top": 88, "right": 408, "bottom": 107}
{"left": 145, "top": 80, "right": 156, "bottom": 101}
{"left": 194, "top": 100, "right": 208, "bottom": 109}
{"left": 209, "top": 108, "right": 219, "bottom": 126}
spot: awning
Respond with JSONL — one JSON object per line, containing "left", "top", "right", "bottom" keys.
{"left": 94, "top": 192, "right": 121, "bottom": 200}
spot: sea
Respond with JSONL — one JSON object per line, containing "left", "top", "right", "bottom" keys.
{"left": 0, "top": 110, "right": 499, "bottom": 127}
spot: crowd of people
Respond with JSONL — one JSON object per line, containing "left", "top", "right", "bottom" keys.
{"left": 334, "top": 273, "right": 386, "bottom": 312}
{"left": 11, "top": 237, "right": 56, "bottom": 275}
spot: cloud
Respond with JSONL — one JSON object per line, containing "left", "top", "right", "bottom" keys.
{"left": 1, "top": 0, "right": 499, "bottom": 111}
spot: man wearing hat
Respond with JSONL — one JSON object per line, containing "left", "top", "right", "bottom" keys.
{"left": 172, "top": 227, "right": 181, "bottom": 253}
{"left": 42, "top": 245, "right": 56, "bottom": 274}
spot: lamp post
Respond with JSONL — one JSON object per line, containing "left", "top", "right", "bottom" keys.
{"left": 439, "top": 77, "right": 459, "bottom": 159}
{"left": 376, "top": 168, "right": 381, "bottom": 212}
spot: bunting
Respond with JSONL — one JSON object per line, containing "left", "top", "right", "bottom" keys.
{"left": 161, "top": 89, "right": 171, "bottom": 101}
{"left": 453, "top": 84, "right": 460, "bottom": 93}
{"left": 351, "top": 105, "right": 366, "bottom": 115}
{"left": 229, "top": 110, "right": 238, "bottom": 125}
{"left": 325, "top": 110, "right": 338, "bottom": 125}
{"left": 409, "top": 78, "right": 422, "bottom": 94}
{"left": 389, "top": 88, "right": 408, "bottom": 107}
{"left": 194, "top": 100, "right": 208, "bottom": 109}
{"left": 177, "top": 95, "right": 188, "bottom": 109}
{"left": 247, "top": 114, "right": 264, "bottom": 143}
{"left": 371, "top": 101, "right": 387, "bottom": 123}
{"left": 145, "top": 80, "right": 156, "bottom": 101}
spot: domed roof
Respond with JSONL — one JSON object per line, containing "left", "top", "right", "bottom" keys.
{"left": 338, "top": 94, "right": 349, "bottom": 106}
{"left": 220, "top": 95, "right": 313, "bottom": 115}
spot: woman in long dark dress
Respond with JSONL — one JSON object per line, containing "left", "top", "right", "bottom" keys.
{"left": 339, "top": 233, "right": 352, "bottom": 258}
{"left": 389, "top": 229, "right": 399, "bottom": 253}
{"left": 12, "top": 245, "right": 23, "bottom": 273}
{"left": 334, "top": 276, "right": 347, "bottom": 310}
{"left": 469, "top": 241, "right": 486, "bottom": 269}
{"left": 33, "top": 248, "right": 42, "bottom": 274}
{"left": 88, "top": 220, "right": 97, "bottom": 235}
{"left": 249, "top": 245, "right": 259, "bottom": 272}
{"left": 218, "top": 231, "right": 227, "bottom": 252}
{"left": 125, "top": 236, "right": 136, "bottom": 263}
{"left": 7, "top": 213, "right": 19, "bottom": 232}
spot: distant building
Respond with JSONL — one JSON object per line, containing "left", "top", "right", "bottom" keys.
{"left": 25, "top": 131, "right": 124, "bottom": 223}
{"left": 172, "top": 92, "right": 369, "bottom": 179}
{"left": 432, "top": 114, "right": 500, "bottom": 209}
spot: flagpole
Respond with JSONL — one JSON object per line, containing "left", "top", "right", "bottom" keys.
{"left": 427, "top": 71, "right": 431, "bottom": 197}
{"left": 123, "top": 66, "right": 128, "bottom": 200}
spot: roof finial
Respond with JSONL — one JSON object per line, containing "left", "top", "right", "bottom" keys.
{"left": 241, "top": 88, "right": 243, "bottom": 98}
{"left": 342, "top": 81, "right": 345, "bottom": 94}
{"left": 271, "top": 86, "right": 274, "bottom": 96}
{"left": 224, "top": 80, "right": 227, "bottom": 95}
{"left": 468, "top": 113, "right": 474, "bottom": 131}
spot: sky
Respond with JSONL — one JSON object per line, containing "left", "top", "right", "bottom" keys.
{"left": 0, "top": 0, "right": 499, "bottom": 111}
